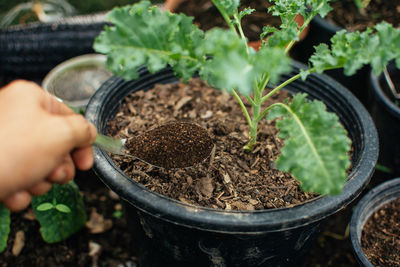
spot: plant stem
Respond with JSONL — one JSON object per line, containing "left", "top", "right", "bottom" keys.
{"left": 244, "top": 82, "right": 264, "bottom": 151}
{"left": 258, "top": 65, "right": 344, "bottom": 121}
{"left": 232, "top": 89, "right": 252, "bottom": 127}
{"left": 233, "top": 13, "right": 250, "bottom": 54}
{"left": 261, "top": 72, "right": 303, "bottom": 103}
{"left": 211, "top": 0, "right": 237, "bottom": 33}
{"left": 285, "top": 14, "right": 313, "bottom": 54}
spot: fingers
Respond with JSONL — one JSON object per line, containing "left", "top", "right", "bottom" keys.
{"left": 57, "top": 114, "right": 97, "bottom": 149}
{"left": 4, "top": 80, "right": 75, "bottom": 116}
{"left": 28, "top": 181, "right": 53, "bottom": 196}
{"left": 72, "top": 146, "right": 95, "bottom": 171}
{"left": 47, "top": 156, "right": 75, "bottom": 184}
{"left": 3, "top": 191, "right": 32, "bottom": 212}
{"left": 44, "top": 93, "right": 75, "bottom": 115}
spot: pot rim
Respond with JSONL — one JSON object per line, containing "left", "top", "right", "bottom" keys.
{"left": 86, "top": 62, "right": 378, "bottom": 233}
{"left": 42, "top": 53, "right": 111, "bottom": 108}
{"left": 312, "top": 14, "right": 343, "bottom": 34}
{"left": 369, "top": 62, "right": 400, "bottom": 119}
{"left": 349, "top": 177, "right": 400, "bottom": 267}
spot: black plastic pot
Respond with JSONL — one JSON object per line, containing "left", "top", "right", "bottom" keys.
{"left": 350, "top": 177, "right": 400, "bottom": 267}
{"left": 85, "top": 61, "right": 378, "bottom": 267}
{"left": 290, "top": 15, "right": 371, "bottom": 106}
{"left": 369, "top": 62, "right": 400, "bottom": 180}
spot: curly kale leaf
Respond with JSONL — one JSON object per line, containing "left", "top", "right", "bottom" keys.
{"left": 263, "top": 0, "right": 332, "bottom": 48}
{"left": 267, "top": 94, "right": 351, "bottom": 195}
{"left": 310, "top": 22, "right": 400, "bottom": 76}
{"left": 211, "top": 0, "right": 240, "bottom": 17}
{"left": 94, "top": 1, "right": 205, "bottom": 81}
{"left": 199, "top": 28, "right": 291, "bottom": 95}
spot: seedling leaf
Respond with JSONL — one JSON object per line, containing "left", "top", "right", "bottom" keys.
{"left": 36, "top": 202, "right": 54, "bottom": 211}
{"left": 55, "top": 204, "right": 71, "bottom": 213}
{"left": 267, "top": 94, "right": 351, "bottom": 195}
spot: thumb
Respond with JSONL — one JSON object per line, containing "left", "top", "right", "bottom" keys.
{"left": 55, "top": 114, "right": 97, "bottom": 149}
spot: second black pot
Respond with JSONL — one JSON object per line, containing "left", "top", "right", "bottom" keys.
{"left": 350, "top": 177, "right": 400, "bottom": 267}
{"left": 369, "top": 62, "right": 400, "bottom": 180}
{"left": 86, "top": 62, "right": 378, "bottom": 267}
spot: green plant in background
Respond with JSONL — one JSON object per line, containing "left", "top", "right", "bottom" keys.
{"left": 32, "top": 182, "right": 86, "bottom": 243}
{"left": 94, "top": 0, "right": 400, "bottom": 196}
{"left": 352, "top": 0, "right": 370, "bottom": 11}
{"left": 0, "top": 204, "right": 10, "bottom": 253}
{"left": 0, "top": 182, "right": 86, "bottom": 251}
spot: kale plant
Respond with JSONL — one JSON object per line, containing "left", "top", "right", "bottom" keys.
{"left": 94, "top": 0, "right": 400, "bottom": 195}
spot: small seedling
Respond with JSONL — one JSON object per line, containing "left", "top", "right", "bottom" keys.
{"left": 94, "top": 0, "right": 400, "bottom": 195}
{"left": 36, "top": 199, "right": 72, "bottom": 213}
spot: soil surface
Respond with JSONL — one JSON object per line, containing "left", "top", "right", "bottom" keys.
{"left": 361, "top": 197, "right": 400, "bottom": 267}
{"left": 173, "top": 0, "right": 281, "bottom": 41}
{"left": 326, "top": 0, "right": 400, "bottom": 31}
{"left": 107, "top": 78, "right": 318, "bottom": 210}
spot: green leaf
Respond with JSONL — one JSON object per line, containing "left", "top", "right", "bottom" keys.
{"left": 211, "top": 0, "right": 240, "bottom": 17}
{"left": 94, "top": 1, "right": 205, "bottom": 81}
{"left": 267, "top": 94, "right": 351, "bottom": 195}
{"left": 32, "top": 182, "right": 86, "bottom": 243}
{"left": 36, "top": 202, "right": 54, "bottom": 211}
{"left": 0, "top": 204, "right": 10, "bottom": 253}
{"left": 307, "top": 0, "right": 333, "bottom": 18}
{"left": 310, "top": 22, "right": 400, "bottom": 76}
{"left": 199, "top": 28, "right": 291, "bottom": 95}
{"left": 263, "top": 0, "right": 332, "bottom": 48}
{"left": 55, "top": 204, "right": 71, "bottom": 213}
{"left": 239, "top": 7, "right": 255, "bottom": 20}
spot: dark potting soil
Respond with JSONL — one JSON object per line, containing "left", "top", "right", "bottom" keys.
{"left": 361, "top": 197, "right": 400, "bottom": 267}
{"left": 106, "top": 78, "right": 319, "bottom": 210}
{"left": 173, "top": 0, "right": 281, "bottom": 42}
{"left": 126, "top": 122, "right": 213, "bottom": 169}
{"left": 326, "top": 0, "right": 400, "bottom": 31}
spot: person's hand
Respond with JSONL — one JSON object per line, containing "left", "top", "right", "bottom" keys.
{"left": 0, "top": 80, "right": 97, "bottom": 212}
